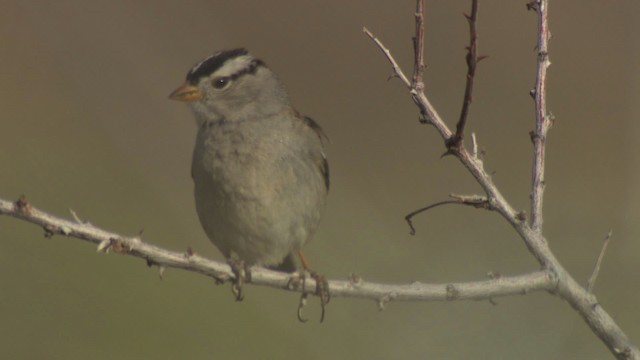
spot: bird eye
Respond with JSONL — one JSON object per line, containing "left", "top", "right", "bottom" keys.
{"left": 212, "top": 76, "right": 232, "bottom": 90}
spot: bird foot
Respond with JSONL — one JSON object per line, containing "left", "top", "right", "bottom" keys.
{"left": 227, "top": 259, "right": 251, "bottom": 301}
{"left": 290, "top": 270, "right": 330, "bottom": 322}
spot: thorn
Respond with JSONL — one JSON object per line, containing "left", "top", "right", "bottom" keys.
{"left": 97, "top": 239, "right": 112, "bottom": 253}
{"left": 440, "top": 149, "right": 456, "bottom": 158}
{"left": 386, "top": 73, "right": 400, "bottom": 82}
{"left": 69, "top": 209, "right": 84, "bottom": 224}
{"left": 471, "top": 133, "right": 478, "bottom": 158}
{"left": 377, "top": 297, "right": 387, "bottom": 311}
{"left": 377, "top": 292, "right": 396, "bottom": 311}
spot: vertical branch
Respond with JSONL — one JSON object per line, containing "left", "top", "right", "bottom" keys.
{"left": 448, "top": 0, "right": 482, "bottom": 149}
{"left": 412, "top": 0, "right": 425, "bottom": 92}
{"left": 529, "top": 0, "right": 552, "bottom": 232}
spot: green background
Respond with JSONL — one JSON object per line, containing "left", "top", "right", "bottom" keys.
{"left": 1, "top": 1, "right": 639, "bottom": 359}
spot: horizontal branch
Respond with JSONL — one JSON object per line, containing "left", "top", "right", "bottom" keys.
{"left": 1, "top": 196, "right": 555, "bottom": 306}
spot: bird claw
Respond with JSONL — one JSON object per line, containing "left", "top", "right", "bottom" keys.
{"left": 290, "top": 270, "right": 330, "bottom": 323}
{"left": 311, "top": 271, "right": 330, "bottom": 322}
{"left": 228, "top": 259, "right": 250, "bottom": 302}
{"left": 297, "top": 292, "right": 309, "bottom": 323}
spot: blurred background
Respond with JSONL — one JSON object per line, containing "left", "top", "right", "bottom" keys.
{"left": 1, "top": 1, "right": 639, "bottom": 359}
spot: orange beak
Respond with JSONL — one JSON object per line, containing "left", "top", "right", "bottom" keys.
{"left": 169, "top": 83, "right": 202, "bottom": 102}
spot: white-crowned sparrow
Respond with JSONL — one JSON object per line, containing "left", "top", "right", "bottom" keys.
{"left": 169, "top": 48, "right": 329, "bottom": 304}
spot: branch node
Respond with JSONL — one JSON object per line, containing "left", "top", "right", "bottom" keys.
{"left": 109, "top": 238, "right": 131, "bottom": 254}
{"left": 446, "top": 284, "right": 459, "bottom": 300}
{"left": 185, "top": 246, "right": 195, "bottom": 258}
{"left": 43, "top": 224, "right": 58, "bottom": 238}
{"left": 15, "top": 195, "right": 32, "bottom": 214}
{"left": 349, "top": 273, "right": 363, "bottom": 287}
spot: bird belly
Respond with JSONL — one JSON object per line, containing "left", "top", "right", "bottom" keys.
{"left": 191, "top": 126, "right": 325, "bottom": 267}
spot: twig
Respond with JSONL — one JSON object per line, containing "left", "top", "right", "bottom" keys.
{"left": 0, "top": 196, "right": 556, "bottom": 303}
{"left": 529, "top": 0, "right": 552, "bottom": 232}
{"left": 587, "top": 230, "right": 613, "bottom": 293}
{"left": 405, "top": 195, "right": 490, "bottom": 235}
{"left": 448, "top": 0, "right": 483, "bottom": 149}
{"left": 363, "top": 27, "right": 411, "bottom": 88}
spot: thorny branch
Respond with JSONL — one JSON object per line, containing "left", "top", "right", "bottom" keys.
{"left": 365, "top": 0, "right": 637, "bottom": 358}
{"left": 448, "top": 0, "right": 484, "bottom": 150}
{"left": 0, "top": 196, "right": 555, "bottom": 306}
{"left": 411, "top": 0, "right": 425, "bottom": 92}
{"left": 529, "top": 0, "right": 553, "bottom": 233}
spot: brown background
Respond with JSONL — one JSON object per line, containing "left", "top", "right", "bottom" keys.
{"left": 1, "top": 1, "right": 639, "bottom": 359}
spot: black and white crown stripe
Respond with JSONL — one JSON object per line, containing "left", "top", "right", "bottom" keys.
{"left": 186, "top": 48, "right": 264, "bottom": 84}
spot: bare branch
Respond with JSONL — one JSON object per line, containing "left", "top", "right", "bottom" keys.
{"left": 0, "top": 196, "right": 556, "bottom": 304}
{"left": 587, "top": 230, "right": 613, "bottom": 293}
{"left": 448, "top": 0, "right": 482, "bottom": 149}
{"left": 529, "top": 0, "right": 553, "bottom": 232}
{"left": 363, "top": 27, "right": 411, "bottom": 88}
{"left": 411, "top": 0, "right": 425, "bottom": 92}
{"left": 364, "top": 1, "right": 639, "bottom": 357}
{"left": 405, "top": 194, "right": 490, "bottom": 235}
